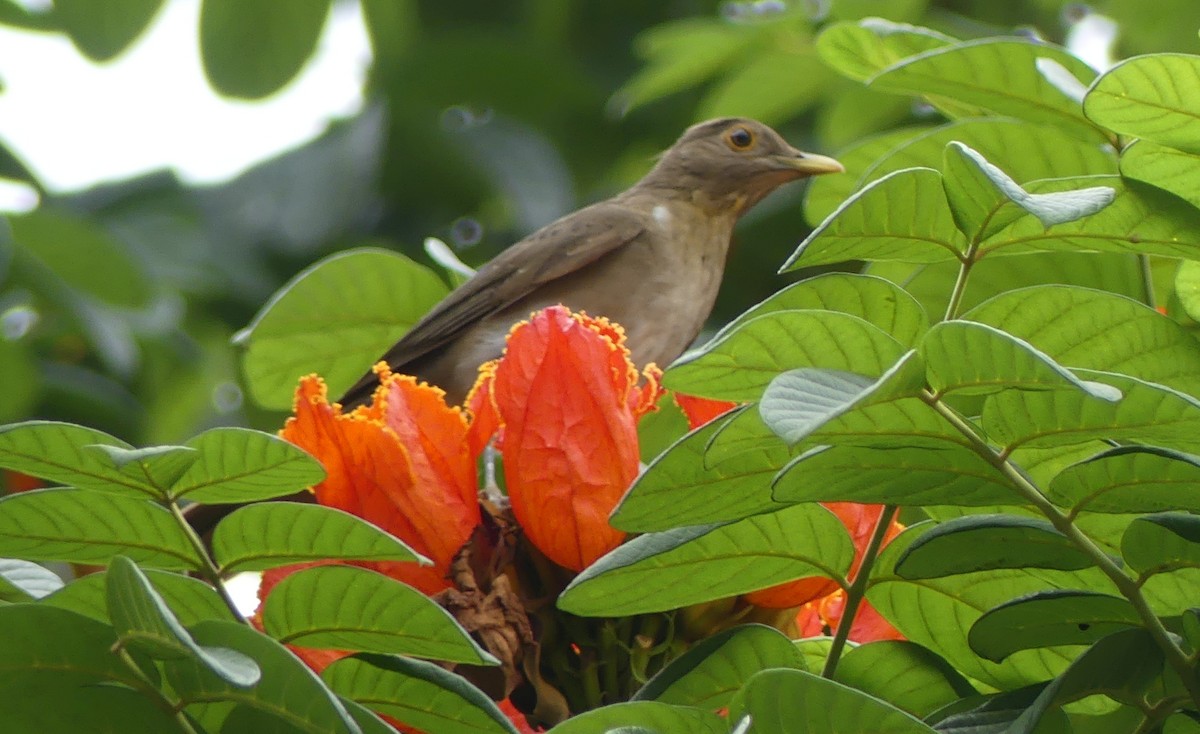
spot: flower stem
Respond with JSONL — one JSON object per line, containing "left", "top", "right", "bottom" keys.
{"left": 921, "top": 391, "right": 1200, "bottom": 709}
{"left": 820, "top": 504, "right": 899, "bottom": 679}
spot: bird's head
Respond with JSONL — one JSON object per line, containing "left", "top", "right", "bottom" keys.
{"left": 640, "top": 117, "right": 843, "bottom": 214}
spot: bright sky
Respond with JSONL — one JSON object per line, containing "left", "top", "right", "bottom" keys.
{"left": 0, "top": 0, "right": 370, "bottom": 204}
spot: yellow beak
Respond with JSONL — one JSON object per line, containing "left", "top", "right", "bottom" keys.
{"left": 775, "top": 151, "right": 845, "bottom": 176}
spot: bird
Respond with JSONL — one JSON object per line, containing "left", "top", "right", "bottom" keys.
{"left": 183, "top": 118, "right": 840, "bottom": 539}
{"left": 339, "top": 117, "right": 843, "bottom": 407}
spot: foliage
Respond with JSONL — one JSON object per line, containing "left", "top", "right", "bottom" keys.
{"left": 2, "top": 0, "right": 1200, "bottom": 732}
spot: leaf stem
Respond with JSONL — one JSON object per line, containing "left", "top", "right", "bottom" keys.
{"left": 114, "top": 643, "right": 200, "bottom": 734}
{"left": 820, "top": 504, "right": 899, "bottom": 679}
{"left": 1132, "top": 696, "right": 1188, "bottom": 734}
{"left": 920, "top": 391, "right": 1200, "bottom": 709}
{"left": 166, "top": 501, "right": 247, "bottom": 623}
{"left": 944, "top": 244, "right": 981, "bottom": 322}
{"left": 1139, "top": 255, "right": 1156, "bottom": 308}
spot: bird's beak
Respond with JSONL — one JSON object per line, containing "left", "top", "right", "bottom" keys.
{"left": 773, "top": 151, "right": 845, "bottom": 176}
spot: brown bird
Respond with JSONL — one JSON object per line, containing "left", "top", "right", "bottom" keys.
{"left": 340, "top": 117, "right": 843, "bottom": 407}
{"left": 183, "top": 119, "right": 839, "bottom": 539}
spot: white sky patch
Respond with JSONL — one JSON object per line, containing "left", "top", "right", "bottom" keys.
{"left": 0, "top": 0, "right": 371, "bottom": 193}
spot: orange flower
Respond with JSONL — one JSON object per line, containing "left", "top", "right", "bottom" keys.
{"left": 471, "top": 306, "right": 663, "bottom": 571}
{"left": 745, "top": 503, "right": 902, "bottom": 608}
{"left": 795, "top": 591, "right": 904, "bottom": 643}
{"left": 280, "top": 369, "right": 481, "bottom": 594}
{"left": 673, "top": 393, "right": 738, "bottom": 430}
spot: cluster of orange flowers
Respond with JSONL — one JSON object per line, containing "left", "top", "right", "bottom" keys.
{"left": 268, "top": 305, "right": 901, "bottom": 731}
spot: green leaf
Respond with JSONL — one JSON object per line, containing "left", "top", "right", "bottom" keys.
{"left": 558, "top": 504, "right": 854, "bottom": 617}
{"left": 929, "top": 685, "right": 1068, "bottom": 733}
{"left": 868, "top": 39, "right": 1102, "bottom": 141}
{"left": 977, "top": 175, "right": 1200, "bottom": 260}
{"left": 1121, "top": 513, "right": 1200, "bottom": 575}
{"left": 793, "top": 637, "right": 834, "bottom": 672}
{"left": 869, "top": 525, "right": 1098, "bottom": 691}
{"left": 816, "top": 18, "right": 954, "bottom": 82}
{"left": 772, "top": 444, "right": 1016, "bottom": 507}
{"left": 240, "top": 248, "right": 449, "bottom": 409}
{"left": 870, "top": 252, "right": 1147, "bottom": 323}
{"left": 52, "top": 0, "right": 163, "bottom": 61}
{"left": 968, "top": 590, "right": 1141, "bottom": 662}
{"left": 666, "top": 310, "right": 907, "bottom": 401}
{"left": 703, "top": 403, "right": 794, "bottom": 465}
{"left": 942, "top": 141, "right": 1031, "bottom": 242}
{"left": 548, "top": 701, "right": 726, "bottom": 734}
{"left": 805, "top": 118, "right": 1116, "bottom": 224}
{"left": 785, "top": 167, "right": 966, "bottom": 269}
{"left": 759, "top": 352, "right": 927, "bottom": 445}
{"left": 323, "top": 653, "right": 519, "bottom": 734}
{"left": 0, "top": 558, "right": 63, "bottom": 601}
{"left": 1180, "top": 260, "right": 1200, "bottom": 322}
{"left": 88, "top": 444, "right": 199, "bottom": 498}
{"left": 0, "top": 420, "right": 158, "bottom": 497}
{"left": 168, "top": 619, "right": 361, "bottom": 734}
{"left": 1008, "top": 628, "right": 1165, "bottom": 733}
{"left": 0, "top": 605, "right": 181, "bottom": 732}
{"left": 1084, "top": 53, "right": 1200, "bottom": 154}
{"left": 171, "top": 427, "right": 325, "bottom": 503}
{"left": 0, "top": 677, "right": 182, "bottom": 733}
{"left": 964, "top": 285, "right": 1200, "bottom": 397}
{"left": 199, "top": 0, "right": 332, "bottom": 99}
{"left": 1119, "top": 140, "right": 1200, "bottom": 209}
{"left": 107, "top": 556, "right": 260, "bottom": 687}
{"left": 1048, "top": 446, "right": 1200, "bottom": 513}
{"left": 0, "top": 488, "right": 202, "bottom": 569}
{"left": 42, "top": 568, "right": 236, "bottom": 625}
{"left": 800, "top": 395, "right": 969, "bottom": 448}
{"left": 895, "top": 515, "right": 1093, "bottom": 579}
{"left": 983, "top": 371, "right": 1200, "bottom": 453}
{"left": 709, "top": 273, "right": 929, "bottom": 350}
{"left": 610, "top": 411, "right": 790, "bottom": 533}
{"left": 213, "top": 503, "right": 427, "bottom": 573}
{"left": 633, "top": 624, "right": 804, "bottom": 708}
{"left": 921, "top": 321, "right": 1122, "bottom": 400}
{"left": 836, "top": 641, "right": 976, "bottom": 718}
{"left": 0, "top": 604, "right": 132, "bottom": 684}
{"left": 341, "top": 697, "right": 399, "bottom": 734}
{"left": 729, "top": 668, "right": 937, "bottom": 734}
{"left": 7, "top": 208, "right": 153, "bottom": 308}
{"left": 943, "top": 142, "right": 1114, "bottom": 232}
{"left": 261, "top": 565, "right": 494, "bottom": 665}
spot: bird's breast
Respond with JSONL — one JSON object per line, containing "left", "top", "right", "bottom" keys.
{"left": 538, "top": 200, "right": 734, "bottom": 370}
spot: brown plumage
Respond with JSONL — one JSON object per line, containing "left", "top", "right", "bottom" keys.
{"left": 340, "top": 117, "right": 842, "bottom": 406}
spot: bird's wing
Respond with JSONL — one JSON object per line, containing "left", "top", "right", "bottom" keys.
{"left": 338, "top": 201, "right": 646, "bottom": 404}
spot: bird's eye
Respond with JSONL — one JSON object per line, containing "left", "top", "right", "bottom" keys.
{"left": 725, "top": 127, "right": 755, "bottom": 150}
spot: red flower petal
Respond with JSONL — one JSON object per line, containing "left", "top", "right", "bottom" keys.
{"left": 673, "top": 393, "right": 738, "bottom": 430}
{"left": 491, "top": 307, "right": 645, "bottom": 571}
{"left": 280, "top": 373, "right": 480, "bottom": 594}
